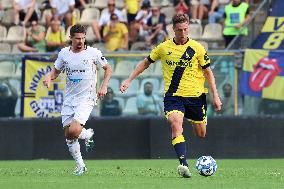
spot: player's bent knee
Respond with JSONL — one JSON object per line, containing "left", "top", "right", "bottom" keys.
{"left": 65, "top": 125, "right": 82, "bottom": 140}
{"left": 169, "top": 117, "right": 182, "bottom": 128}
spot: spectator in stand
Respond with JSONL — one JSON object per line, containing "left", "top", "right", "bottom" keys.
{"left": 0, "top": 79, "right": 18, "bottom": 117}
{"left": 129, "top": 0, "right": 152, "bottom": 43}
{"left": 46, "top": 18, "right": 66, "bottom": 52}
{"left": 103, "top": 13, "right": 129, "bottom": 51}
{"left": 13, "top": 0, "right": 38, "bottom": 26}
{"left": 124, "top": 0, "right": 140, "bottom": 25}
{"left": 223, "top": 0, "right": 251, "bottom": 48}
{"left": 174, "top": 0, "right": 190, "bottom": 15}
{"left": 217, "top": 83, "right": 234, "bottom": 115}
{"left": 208, "top": 0, "right": 230, "bottom": 23}
{"left": 136, "top": 82, "right": 162, "bottom": 116}
{"left": 190, "top": 0, "right": 218, "bottom": 24}
{"left": 100, "top": 87, "right": 122, "bottom": 116}
{"left": 18, "top": 20, "right": 46, "bottom": 52}
{"left": 142, "top": 6, "right": 167, "bottom": 46}
{"left": 45, "top": 0, "right": 75, "bottom": 29}
{"left": 92, "top": 0, "right": 126, "bottom": 42}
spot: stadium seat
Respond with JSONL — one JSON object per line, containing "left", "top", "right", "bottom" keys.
{"left": 0, "top": 61, "right": 16, "bottom": 78}
{"left": 109, "top": 78, "right": 120, "bottom": 94}
{"left": 15, "top": 62, "right": 22, "bottom": 78}
{"left": 201, "top": 23, "right": 223, "bottom": 41}
{"left": 122, "top": 96, "right": 138, "bottom": 115}
{"left": 139, "top": 78, "right": 160, "bottom": 93}
{"left": 161, "top": 0, "right": 172, "bottom": 6}
{"left": 130, "top": 42, "right": 148, "bottom": 51}
{"left": 153, "top": 61, "right": 162, "bottom": 76}
{"left": 85, "top": 26, "right": 96, "bottom": 43}
{"left": 158, "top": 79, "right": 164, "bottom": 95}
{"left": 166, "top": 24, "right": 174, "bottom": 38}
{"left": 11, "top": 44, "right": 21, "bottom": 53}
{"left": 160, "top": 6, "right": 175, "bottom": 24}
{"left": 113, "top": 60, "right": 135, "bottom": 77}
{"left": 115, "top": 0, "right": 124, "bottom": 9}
{"left": 188, "top": 24, "right": 202, "bottom": 40}
{"left": 114, "top": 96, "right": 125, "bottom": 110}
{"left": 65, "top": 26, "right": 71, "bottom": 42}
{"left": 40, "top": 9, "right": 51, "bottom": 25}
{"left": 2, "top": 9, "right": 14, "bottom": 26}
{"left": 8, "top": 78, "right": 21, "bottom": 95}
{"left": 92, "top": 42, "right": 106, "bottom": 52}
{"left": 1, "top": 0, "right": 13, "bottom": 9}
{"left": 78, "top": 7, "right": 100, "bottom": 25}
{"left": 0, "top": 25, "right": 7, "bottom": 42}
{"left": 139, "top": 62, "right": 155, "bottom": 77}
{"left": 4, "top": 26, "right": 26, "bottom": 43}
{"left": 0, "top": 43, "right": 11, "bottom": 53}
{"left": 198, "top": 40, "right": 209, "bottom": 50}
{"left": 151, "top": 0, "right": 171, "bottom": 7}
{"left": 92, "top": 0, "right": 107, "bottom": 9}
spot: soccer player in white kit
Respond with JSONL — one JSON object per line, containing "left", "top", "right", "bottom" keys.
{"left": 43, "top": 24, "right": 112, "bottom": 176}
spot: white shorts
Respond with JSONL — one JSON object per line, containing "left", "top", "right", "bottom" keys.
{"left": 61, "top": 103, "right": 94, "bottom": 127}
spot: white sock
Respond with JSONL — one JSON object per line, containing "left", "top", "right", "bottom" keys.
{"left": 78, "top": 128, "right": 93, "bottom": 140}
{"left": 66, "top": 139, "right": 85, "bottom": 168}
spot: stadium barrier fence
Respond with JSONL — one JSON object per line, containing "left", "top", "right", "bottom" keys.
{"left": 0, "top": 116, "right": 283, "bottom": 160}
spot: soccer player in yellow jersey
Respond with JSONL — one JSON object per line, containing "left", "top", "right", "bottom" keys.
{"left": 120, "top": 13, "right": 222, "bottom": 178}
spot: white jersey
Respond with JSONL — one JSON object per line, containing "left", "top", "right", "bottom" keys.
{"left": 54, "top": 46, "right": 108, "bottom": 106}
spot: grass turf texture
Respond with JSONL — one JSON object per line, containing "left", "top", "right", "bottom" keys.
{"left": 0, "top": 159, "right": 283, "bottom": 189}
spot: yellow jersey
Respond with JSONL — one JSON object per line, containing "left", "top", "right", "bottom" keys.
{"left": 148, "top": 38, "right": 210, "bottom": 97}
{"left": 125, "top": 0, "right": 140, "bottom": 14}
{"left": 103, "top": 23, "right": 128, "bottom": 51}
{"left": 46, "top": 29, "right": 66, "bottom": 44}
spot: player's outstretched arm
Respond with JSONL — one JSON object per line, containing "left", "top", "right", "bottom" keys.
{"left": 43, "top": 67, "right": 61, "bottom": 88}
{"left": 98, "top": 64, "right": 112, "bottom": 99}
{"left": 203, "top": 67, "right": 222, "bottom": 111}
{"left": 120, "top": 58, "right": 151, "bottom": 93}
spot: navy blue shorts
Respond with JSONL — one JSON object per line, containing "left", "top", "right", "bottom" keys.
{"left": 164, "top": 94, "right": 207, "bottom": 123}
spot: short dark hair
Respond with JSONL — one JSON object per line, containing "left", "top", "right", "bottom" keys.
{"left": 110, "top": 13, "right": 118, "bottom": 20}
{"left": 172, "top": 14, "right": 189, "bottom": 26}
{"left": 222, "top": 83, "right": 232, "bottom": 91}
{"left": 144, "top": 81, "right": 153, "bottom": 87}
{"left": 70, "top": 24, "right": 86, "bottom": 37}
{"left": 0, "top": 85, "right": 8, "bottom": 93}
{"left": 107, "top": 87, "right": 114, "bottom": 94}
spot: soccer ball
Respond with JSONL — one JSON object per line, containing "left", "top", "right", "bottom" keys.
{"left": 196, "top": 156, "right": 217, "bottom": 176}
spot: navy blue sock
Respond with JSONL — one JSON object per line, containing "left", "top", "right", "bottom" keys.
{"left": 172, "top": 135, "right": 188, "bottom": 167}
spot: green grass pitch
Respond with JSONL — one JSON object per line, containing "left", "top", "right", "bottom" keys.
{"left": 0, "top": 159, "right": 283, "bottom": 189}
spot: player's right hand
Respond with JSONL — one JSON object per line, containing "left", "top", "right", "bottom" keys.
{"left": 43, "top": 74, "right": 51, "bottom": 88}
{"left": 120, "top": 80, "right": 130, "bottom": 93}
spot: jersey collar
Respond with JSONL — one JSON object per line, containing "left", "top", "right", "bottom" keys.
{"left": 173, "top": 37, "right": 189, "bottom": 45}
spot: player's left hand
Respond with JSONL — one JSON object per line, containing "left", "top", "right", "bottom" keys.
{"left": 120, "top": 79, "right": 130, "bottom": 93}
{"left": 97, "top": 85, "right": 107, "bottom": 99}
{"left": 213, "top": 95, "right": 222, "bottom": 111}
